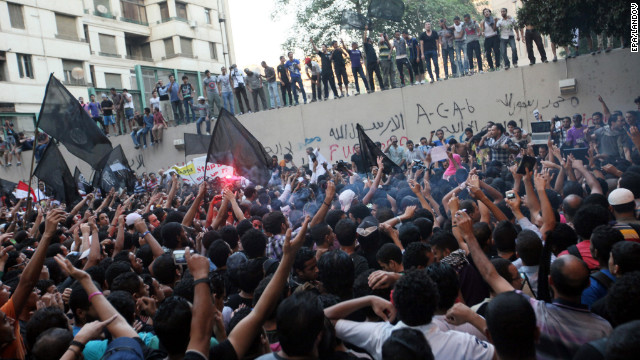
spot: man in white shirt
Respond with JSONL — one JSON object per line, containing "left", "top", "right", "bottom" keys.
{"left": 496, "top": 8, "right": 522, "bottom": 70}
{"left": 385, "top": 135, "right": 406, "bottom": 167}
{"left": 325, "top": 270, "right": 494, "bottom": 360}
{"left": 122, "top": 88, "right": 135, "bottom": 134}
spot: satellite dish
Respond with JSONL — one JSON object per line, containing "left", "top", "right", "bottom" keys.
{"left": 71, "top": 67, "right": 85, "bottom": 80}
{"left": 96, "top": 5, "right": 108, "bottom": 14}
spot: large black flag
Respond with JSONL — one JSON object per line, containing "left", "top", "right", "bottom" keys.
{"left": 74, "top": 167, "right": 93, "bottom": 194}
{"left": 93, "top": 145, "right": 136, "bottom": 193}
{"left": 368, "top": 0, "right": 404, "bottom": 22}
{"left": 37, "top": 74, "right": 112, "bottom": 168}
{"left": 34, "top": 144, "right": 80, "bottom": 205}
{"left": 184, "top": 133, "right": 212, "bottom": 156}
{"left": 206, "top": 109, "right": 272, "bottom": 185}
{"left": 0, "top": 179, "right": 17, "bottom": 196}
{"left": 356, "top": 124, "right": 402, "bottom": 174}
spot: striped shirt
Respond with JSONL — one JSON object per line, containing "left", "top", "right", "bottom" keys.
{"left": 518, "top": 292, "right": 612, "bottom": 359}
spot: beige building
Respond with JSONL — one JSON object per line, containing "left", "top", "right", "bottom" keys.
{"left": 0, "top": 0, "right": 235, "bottom": 133}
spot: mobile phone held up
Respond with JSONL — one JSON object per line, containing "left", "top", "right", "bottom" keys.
{"left": 172, "top": 249, "right": 194, "bottom": 265}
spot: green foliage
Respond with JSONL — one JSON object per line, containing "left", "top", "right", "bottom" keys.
{"left": 516, "top": 0, "right": 630, "bottom": 47}
{"left": 272, "top": 0, "right": 481, "bottom": 54}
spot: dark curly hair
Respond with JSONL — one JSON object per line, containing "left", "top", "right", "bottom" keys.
{"left": 425, "top": 262, "right": 459, "bottom": 311}
{"left": 318, "top": 250, "right": 354, "bottom": 300}
{"left": 606, "top": 271, "right": 640, "bottom": 327}
{"left": 392, "top": 269, "right": 438, "bottom": 326}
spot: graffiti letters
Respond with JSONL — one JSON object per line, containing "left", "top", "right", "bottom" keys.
{"left": 304, "top": 136, "right": 321, "bottom": 145}
{"left": 264, "top": 141, "right": 293, "bottom": 157}
{"left": 498, "top": 93, "right": 580, "bottom": 116}
{"left": 328, "top": 113, "right": 405, "bottom": 141}
{"left": 417, "top": 99, "right": 476, "bottom": 124}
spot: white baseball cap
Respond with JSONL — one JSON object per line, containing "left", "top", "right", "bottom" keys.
{"left": 608, "top": 188, "right": 635, "bottom": 206}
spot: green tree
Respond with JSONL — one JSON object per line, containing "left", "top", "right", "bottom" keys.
{"left": 272, "top": 0, "right": 481, "bottom": 54}
{"left": 517, "top": 0, "right": 630, "bottom": 48}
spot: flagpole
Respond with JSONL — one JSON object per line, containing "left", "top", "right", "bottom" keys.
{"left": 23, "top": 73, "right": 54, "bottom": 229}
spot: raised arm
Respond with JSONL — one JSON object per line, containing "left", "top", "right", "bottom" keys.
{"left": 362, "top": 157, "right": 384, "bottom": 205}
{"left": 228, "top": 216, "right": 310, "bottom": 359}
{"left": 572, "top": 158, "right": 602, "bottom": 194}
{"left": 164, "top": 174, "right": 179, "bottom": 208}
{"left": 134, "top": 217, "right": 165, "bottom": 259}
{"left": 83, "top": 217, "right": 101, "bottom": 270}
{"left": 534, "top": 172, "right": 556, "bottom": 238}
{"left": 70, "top": 193, "right": 93, "bottom": 217}
{"left": 185, "top": 248, "right": 214, "bottom": 355}
{"left": 11, "top": 209, "right": 65, "bottom": 315}
{"left": 183, "top": 182, "right": 206, "bottom": 227}
{"left": 310, "top": 37, "right": 319, "bottom": 53}
{"left": 223, "top": 189, "right": 246, "bottom": 222}
{"left": 310, "top": 181, "right": 336, "bottom": 227}
{"left": 597, "top": 95, "right": 611, "bottom": 118}
{"left": 454, "top": 211, "right": 514, "bottom": 294}
{"left": 467, "top": 175, "right": 507, "bottom": 222}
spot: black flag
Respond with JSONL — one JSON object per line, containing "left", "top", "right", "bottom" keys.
{"left": 184, "top": 133, "right": 212, "bottom": 156}
{"left": 74, "top": 167, "right": 93, "bottom": 194}
{"left": 356, "top": 124, "right": 402, "bottom": 174}
{"left": 368, "top": 0, "right": 405, "bottom": 22}
{"left": 34, "top": 144, "right": 80, "bottom": 206}
{"left": 37, "top": 74, "right": 112, "bottom": 168}
{"left": 206, "top": 109, "right": 272, "bottom": 185}
{"left": 0, "top": 179, "right": 17, "bottom": 196}
{"left": 341, "top": 10, "right": 368, "bottom": 30}
{"left": 93, "top": 145, "right": 136, "bottom": 193}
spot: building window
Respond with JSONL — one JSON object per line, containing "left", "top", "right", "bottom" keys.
{"left": 98, "top": 34, "right": 118, "bottom": 55}
{"left": 16, "top": 54, "right": 33, "bottom": 79}
{"left": 209, "top": 42, "right": 217, "bottom": 60}
{"left": 204, "top": 9, "right": 211, "bottom": 24}
{"left": 180, "top": 37, "right": 193, "bottom": 57}
{"left": 120, "top": 0, "right": 147, "bottom": 24}
{"left": 55, "top": 14, "right": 78, "bottom": 41}
{"left": 164, "top": 38, "right": 174, "bottom": 57}
{"left": 93, "top": 0, "right": 112, "bottom": 15}
{"left": 8, "top": 3, "right": 25, "bottom": 29}
{"left": 0, "top": 51, "right": 7, "bottom": 81}
{"left": 62, "top": 60, "right": 85, "bottom": 85}
{"left": 175, "top": 2, "right": 188, "bottom": 20}
{"left": 104, "top": 73, "right": 122, "bottom": 89}
{"left": 159, "top": 2, "right": 169, "bottom": 20}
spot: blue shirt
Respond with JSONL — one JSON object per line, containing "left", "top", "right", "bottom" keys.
{"left": 347, "top": 49, "right": 363, "bottom": 67}
{"left": 285, "top": 59, "right": 301, "bottom": 79}
{"left": 433, "top": 139, "right": 449, "bottom": 146}
{"left": 87, "top": 102, "right": 101, "bottom": 117}
{"left": 143, "top": 115, "right": 154, "bottom": 128}
{"left": 169, "top": 82, "right": 180, "bottom": 102}
{"left": 408, "top": 37, "right": 420, "bottom": 60}
{"left": 581, "top": 269, "right": 615, "bottom": 308}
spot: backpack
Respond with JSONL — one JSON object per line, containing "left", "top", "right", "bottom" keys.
{"left": 567, "top": 244, "right": 583, "bottom": 260}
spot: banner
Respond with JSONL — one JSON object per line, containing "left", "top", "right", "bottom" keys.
{"left": 170, "top": 156, "right": 236, "bottom": 185}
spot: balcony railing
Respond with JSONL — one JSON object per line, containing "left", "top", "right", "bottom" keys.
{"left": 63, "top": 80, "right": 91, "bottom": 87}
{"left": 93, "top": 10, "right": 116, "bottom": 19}
{"left": 120, "top": 17, "right": 149, "bottom": 26}
{"left": 92, "top": 51, "right": 122, "bottom": 58}
{"left": 161, "top": 53, "right": 196, "bottom": 60}
{"left": 55, "top": 34, "right": 86, "bottom": 42}
{"left": 157, "top": 17, "right": 188, "bottom": 24}
{"left": 125, "top": 54, "right": 154, "bottom": 62}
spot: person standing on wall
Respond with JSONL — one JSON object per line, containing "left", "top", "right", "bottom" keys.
{"left": 341, "top": 39, "right": 370, "bottom": 95}
{"left": 405, "top": 29, "right": 425, "bottom": 84}
{"left": 462, "top": 14, "right": 483, "bottom": 75}
{"left": 311, "top": 38, "right": 339, "bottom": 100}
{"left": 363, "top": 25, "right": 384, "bottom": 91}
{"left": 245, "top": 68, "right": 268, "bottom": 112}
{"left": 330, "top": 41, "right": 350, "bottom": 97}
{"left": 497, "top": 7, "right": 521, "bottom": 70}
{"left": 392, "top": 30, "right": 414, "bottom": 87}
{"left": 285, "top": 52, "right": 308, "bottom": 105}
{"left": 230, "top": 64, "right": 251, "bottom": 115}
{"left": 168, "top": 74, "right": 184, "bottom": 125}
{"left": 277, "top": 56, "right": 293, "bottom": 107}
{"left": 203, "top": 70, "right": 223, "bottom": 120}
{"left": 155, "top": 79, "right": 174, "bottom": 125}
{"left": 218, "top": 66, "right": 235, "bottom": 115}
{"left": 438, "top": 19, "right": 457, "bottom": 79}
{"left": 480, "top": 8, "right": 501, "bottom": 71}
{"left": 180, "top": 75, "right": 196, "bottom": 124}
{"left": 100, "top": 93, "right": 116, "bottom": 136}
{"left": 420, "top": 22, "right": 442, "bottom": 83}
{"left": 262, "top": 61, "right": 282, "bottom": 109}
{"left": 122, "top": 88, "right": 134, "bottom": 133}
{"left": 110, "top": 87, "right": 125, "bottom": 135}
{"left": 304, "top": 57, "right": 323, "bottom": 102}
{"left": 453, "top": 16, "right": 470, "bottom": 76}
{"left": 379, "top": 33, "right": 397, "bottom": 90}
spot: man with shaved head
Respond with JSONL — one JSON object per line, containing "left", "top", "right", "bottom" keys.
{"left": 562, "top": 194, "right": 583, "bottom": 227}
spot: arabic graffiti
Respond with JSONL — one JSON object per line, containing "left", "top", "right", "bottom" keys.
{"left": 328, "top": 136, "right": 409, "bottom": 161}
{"left": 128, "top": 154, "right": 146, "bottom": 170}
{"left": 264, "top": 141, "right": 293, "bottom": 157}
{"left": 497, "top": 93, "right": 580, "bottom": 116}
{"left": 329, "top": 113, "right": 405, "bottom": 141}
{"left": 416, "top": 99, "right": 476, "bottom": 125}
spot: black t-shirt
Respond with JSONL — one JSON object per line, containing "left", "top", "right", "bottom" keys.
{"left": 331, "top": 50, "right": 346, "bottom": 69}
{"left": 156, "top": 85, "right": 170, "bottom": 101}
{"left": 350, "top": 153, "right": 367, "bottom": 173}
{"left": 317, "top": 51, "right": 334, "bottom": 74}
{"left": 210, "top": 339, "right": 238, "bottom": 360}
{"left": 419, "top": 31, "right": 439, "bottom": 52}
{"left": 363, "top": 43, "right": 378, "bottom": 64}
{"left": 276, "top": 64, "right": 290, "bottom": 84}
{"left": 101, "top": 99, "right": 114, "bottom": 116}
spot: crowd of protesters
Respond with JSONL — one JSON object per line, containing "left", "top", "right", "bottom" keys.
{"left": 0, "top": 92, "right": 639, "bottom": 359}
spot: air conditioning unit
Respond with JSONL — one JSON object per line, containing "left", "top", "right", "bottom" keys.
{"left": 189, "top": 21, "right": 197, "bottom": 28}
{"left": 559, "top": 78, "right": 576, "bottom": 95}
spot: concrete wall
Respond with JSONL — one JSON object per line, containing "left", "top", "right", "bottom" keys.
{"left": 1, "top": 50, "right": 638, "bottom": 186}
